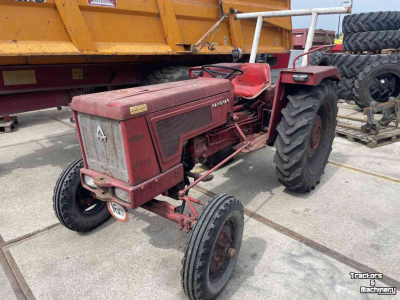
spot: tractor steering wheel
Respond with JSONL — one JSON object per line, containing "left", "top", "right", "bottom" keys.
{"left": 201, "top": 65, "right": 244, "bottom": 79}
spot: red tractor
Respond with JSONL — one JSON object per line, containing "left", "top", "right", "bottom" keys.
{"left": 53, "top": 56, "right": 340, "bottom": 298}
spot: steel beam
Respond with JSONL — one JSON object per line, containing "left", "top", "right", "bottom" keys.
{"left": 235, "top": 7, "right": 351, "bottom": 19}
{"left": 302, "top": 12, "right": 319, "bottom": 66}
{"left": 249, "top": 16, "right": 264, "bottom": 63}
{"left": 236, "top": 4, "right": 352, "bottom": 64}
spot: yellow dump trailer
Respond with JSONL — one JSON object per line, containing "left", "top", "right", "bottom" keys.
{"left": 0, "top": 0, "right": 292, "bottom": 117}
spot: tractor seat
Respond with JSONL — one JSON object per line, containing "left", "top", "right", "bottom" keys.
{"left": 232, "top": 63, "right": 271, "bottom": 99}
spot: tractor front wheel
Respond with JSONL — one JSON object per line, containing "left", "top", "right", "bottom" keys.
{"left": 53, "top": 157, "right": 111, "bottom": 232}
{"left": 181, "top": 194, "right": 244, "bottom": 300}
{"left": 273, "top": 79, "right": 338, "bottom": 192}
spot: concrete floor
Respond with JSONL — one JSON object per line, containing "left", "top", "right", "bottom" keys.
{"left": 0, "top": 104, "right": 399, "bottom": 300}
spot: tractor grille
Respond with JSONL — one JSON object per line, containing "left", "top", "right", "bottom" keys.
{"left": 156, "top": 107, "right": 212, "bottom": 158}
{"left": 78, "top": 113, "right": 129, "bottom": 183}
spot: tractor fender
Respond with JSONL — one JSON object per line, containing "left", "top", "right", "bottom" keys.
{"left": 266, "top": 66, "right": 340, "bottom": 145}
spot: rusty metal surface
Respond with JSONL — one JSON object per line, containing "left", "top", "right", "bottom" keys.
{"left": 78, "top": 113, "right": 129, "bottom": 183}
{"left": 234, "top": 131, "right": 269, "bottom": 153}
{"left": 293, "top": 29, "right": 336, "bottom": 50}
{"left": 146, "top": 82, "right": 233, "bottom": 172}
{"left": 179, "top": 122, "right": 250, "bottom": 198}
{"left": 72, "top": 78, "right": 231, "bottom": 121}
{"left": 80, "top": 163, "right": 184, "bottom": 209}
{"left": 280, "top": 66, "right": 341, "bottom": 86}
{"left": 362, "top": 99, "right": 400, "bottom": 135}
{"left": 141, "top": 199, "right": 195, "bottom": 232}
{"left": 121, "top": 117, "right": 161, "bottom": 185}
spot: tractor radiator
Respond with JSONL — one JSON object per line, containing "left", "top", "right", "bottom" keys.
{"left": 78, "top": 113, "right": 129, "bottom": 183}
{"left": 156, "top": 106, "right": 212, "bottom": 158}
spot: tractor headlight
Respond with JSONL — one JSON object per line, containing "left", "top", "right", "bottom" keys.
{"left": 83, "top": 175, "right": 97, "bottom": 189}
{"left": 293, "top": 74, "right": 309, "bottom": 82}
{"left": 114, "top": 188, "right": 130, "bottom": 203}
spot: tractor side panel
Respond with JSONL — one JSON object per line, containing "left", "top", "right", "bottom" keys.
{"left": 121, "top": 117, "right": 161, "bottom": 186}
{"left": 147, "top": 91, "right": 233, "bottom": 172}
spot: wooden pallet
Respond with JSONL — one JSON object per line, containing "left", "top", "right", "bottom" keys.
{"left": 0, "top": 116, "right": 18, "bottom": 133}
{"left": 336, "top": 124, "right": 400, "bottom": 148}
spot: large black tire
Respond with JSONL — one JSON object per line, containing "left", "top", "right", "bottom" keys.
{"left": 368, "top": 74, "right": 397, "bottom": 103}
{"left": 342, "top": 11, "right": 400, "bottom": 33}
{"left": 353, "top": 59, "right": 400, "bottom": 108}
{"left": 53, "top": 157, "right": 111, "bottom": 232}
{"left": 141, "top": 65, "right": 189, "bottom": 85}
{"left": 343, "top": 31, "right": 400, "bottom": 52}
{"left": 331, "top": 53, "right": 381, "bottom": 78}
{"left": 337, "top": 77, "right": 355, "bottom": 100}
{"left": 181, "top": 194, "right": 244, "bottom": 300}
{"left": 309, "top": 51, "right": 331, "bottom": 66}
{"left": 274, "top": 80, "right": 338, "bottom": 192}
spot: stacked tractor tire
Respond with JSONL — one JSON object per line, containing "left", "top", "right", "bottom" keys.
{"left": 310, "top": 11, "right": 400, "bottom": 109}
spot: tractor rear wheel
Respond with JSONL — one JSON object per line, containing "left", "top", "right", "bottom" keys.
{"left": 53, "top": 157, "right": 111, "bottom": 232}
{"left": 181, "top": 194, "right": 244, "bottom": 300}
{"left": 274, "top": 80, "right": 338, "bottom": 192}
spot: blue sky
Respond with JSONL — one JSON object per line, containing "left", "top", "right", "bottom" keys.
{"left": 292, "top": 1, "right": 400, "bottom": 33}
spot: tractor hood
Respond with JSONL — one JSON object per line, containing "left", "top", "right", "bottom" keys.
{"left": 72, "top": 78, "right": 231, "bottom": 120}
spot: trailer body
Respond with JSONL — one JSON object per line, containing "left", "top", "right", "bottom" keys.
{"left": 0, "top": 0, "right": 292, "bottom": 117}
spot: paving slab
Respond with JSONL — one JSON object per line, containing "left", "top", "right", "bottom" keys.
{"left": 0, "top": 255, "right": 17, "bottom": 300}
{"left": 1, "top": 108, "right": 75, "bottom": 148}
{"left": 0, "top": 111, "right": 80, "bottom": 241}
{"left": 7, "top": 211, "right": 398, "bottom": 300}
{"left": 195, "top": 148, "right": 400, "bottom": 280}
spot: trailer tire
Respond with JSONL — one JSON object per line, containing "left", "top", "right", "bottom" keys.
{"left": 273, "top": 79, "right": 338, "bottom": 192}
{"left": 53, "top": 157, "right": 111, "bottom": 232}
{"left": 342, "top": 11, "right": 400, "bottom": 33}
{"left": 353, "top": 59, "right": 400, "bottom": 108}
{"left": 141, "top": 66, "right": 189, "bottom": 85}
{"left": 343, "top": 31, "right": 400, "bottom": 52}
{"left": 309, "top": 51, "right": 331, "bottom": 66}
{"left": 181, "top": 194, "right": 244, "bottom": 300}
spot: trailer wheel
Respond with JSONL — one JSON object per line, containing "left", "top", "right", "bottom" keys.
{"left": 181, "top": 194, "right": 244, "bottom": 300}
{"left": 274, "top": 80, "right": 338, "bottom": 192}
{"left": 53, "top": 157, "right": 111, "bottom": 232}
{"left": 141, "top": 65, "right": 189, "bottom": 85}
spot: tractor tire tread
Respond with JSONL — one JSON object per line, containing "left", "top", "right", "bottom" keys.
{"left": 309, "top": 51, "right": 331, "bottom": 66}
{"left": 343, "top": 31, "right": 400, "bottom": 52}
{"left": 274, "top": 80, "right": 338, "bottom": 192}
{"left": 53, "top": 157, "right": 110, "bottom": 232}
{"left": 342, "top": 11, "right": 400, "bottom": 33}
{"left": 181, "top": 194, "right": 243, "bottom": 300}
